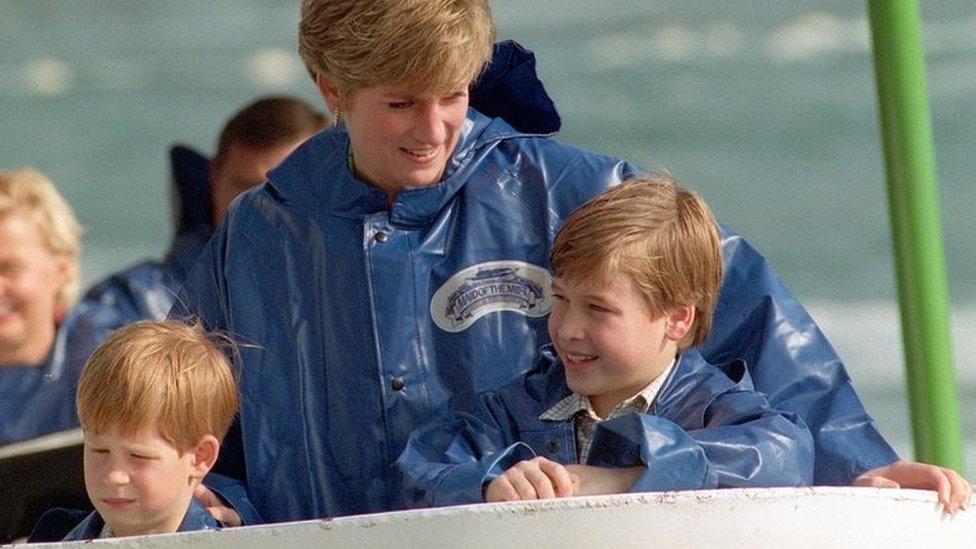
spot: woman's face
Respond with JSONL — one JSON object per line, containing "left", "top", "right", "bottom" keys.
{"left": 327, "top": 82, "right": 470, "bottom": 195}
{"left": 0, "top": 210, "right": 69, "bottom": 365}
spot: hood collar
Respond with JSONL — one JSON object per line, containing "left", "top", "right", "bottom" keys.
{"left": 266, "top": 109, "right": 537, "bottom": 228}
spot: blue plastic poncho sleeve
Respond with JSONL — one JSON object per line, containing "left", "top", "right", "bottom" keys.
{"left": 396, "top": 396, "right": 537, "bottom": 508}
{"left": 702, "top": 228, "right": 897, "bottom": 485}
{"left": 589, "top": 385, "right": 814, "bottom": 491}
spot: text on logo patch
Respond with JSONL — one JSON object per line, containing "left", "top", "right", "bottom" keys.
{"left": 430, "top": 261, "right": 553, "bottom": 333}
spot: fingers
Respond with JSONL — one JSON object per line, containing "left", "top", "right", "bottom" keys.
{"left": 941, "top": 467, "right": 971, "bottom": 513}
{"left": 192, "top": 484, "right": 242, "bottom": 526}
{"left": 206, "top": 506, "right": 243, "bottom": 527}
{"left": 520, "top": 464, "right": 556, "bottom": 499}
{"left": 485, "top": 465, "right": 541, "bottom": 502}
{"left": 485, "top": 476, "right": 519, "bottom": 503}
{"left": 930, "top": 469, "right": 953, "bottom": 512}
{"left": 193, "top": 484, "right": 218, "bottom": 505}
{"left": 537, "top": 458, "right": 575, "bottom": 497}
{"left": 852, "top": 474, "right": 900, "bottom": 489}
{"left": 486, "top": 458, "right": 572, "bottom": 502}
{"left": 858, "top": 460, "right": 973, "bottom": 514}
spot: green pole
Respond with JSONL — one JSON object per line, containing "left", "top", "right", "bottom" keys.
{"left": 866, "top": 0, "right": 964, "bottom": 469}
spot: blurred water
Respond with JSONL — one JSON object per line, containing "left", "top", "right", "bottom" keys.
{"left": 2, "top": 0, "right": 974, "bottom": 474}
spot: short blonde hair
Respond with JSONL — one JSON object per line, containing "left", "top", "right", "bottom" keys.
{"left": 0, "top": 168, "right": 83, "bottom": 310}
{"left": 299, "top": 0, "right": 496, "bottom": 93}
{"left": 550, "top": 176, "right": 723, "bottom": 349}
{"left": 77, "top": 321, "right": 239, "bottom": 453}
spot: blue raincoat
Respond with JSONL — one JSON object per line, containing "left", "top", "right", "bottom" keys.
{"left": 0, "top": 302, "right": 122, "bottom": 445}
{"left": 175, "top": 43, "right": 897, "bottom": 522}
{"left": 82, "top": 145, "right": 213, "bottom": 322}
{"left": 397, "top": 346, "right": 813, "bottom": 507}
{"left": 58, "top": 497, "right": 220, "bottom": 541}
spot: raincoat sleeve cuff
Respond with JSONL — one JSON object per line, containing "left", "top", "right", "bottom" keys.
{"left": 483, "top": 441, "right": 538, "bottom": 483}
{"left": 204, "top": 472, "right": 264, "bottom": 525}
{"left": 589, "top": 415, "right": 712, "bottom": 492}
{"left": 433, "top": 442, "right": 537, "bottom": 507}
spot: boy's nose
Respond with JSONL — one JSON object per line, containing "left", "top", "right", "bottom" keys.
{"left": 555, "top": 311, "right": 585, "bottom": 342}
{"left": 106, "top": 468, "right": 130, "bottom": 485}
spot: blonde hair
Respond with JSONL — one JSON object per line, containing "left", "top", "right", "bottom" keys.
{"left": 298, "top": 0, "right": 496, "bottom": 94}
{"left": 550, "top": 175, "right": 723, "bottom": 349}
{"left": 0, "top": 168, "right": 82, "bottom": 310}
{"left": 77, "top": 320, "right": 239, "bottom": 453}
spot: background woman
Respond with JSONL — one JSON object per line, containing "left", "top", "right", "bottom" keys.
{"left": 0, "top": 168, "right": 120, "bottom": 444}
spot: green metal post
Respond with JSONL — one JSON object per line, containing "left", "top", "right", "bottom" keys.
{"left": 866, "top": 0, "right": 964, "bottom": 469}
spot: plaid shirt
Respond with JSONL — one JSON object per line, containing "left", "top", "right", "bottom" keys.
{"left": 539, "top": 359, "right": 675, "bottom": 463}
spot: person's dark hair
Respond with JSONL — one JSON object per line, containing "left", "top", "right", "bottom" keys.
{"left": 213, "top": 96, "right": 329, "bottom": 170}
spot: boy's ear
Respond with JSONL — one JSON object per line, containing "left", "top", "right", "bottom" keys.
{"left": 315, "top": 74, "right": 343, "bottom": 111}
{"left": 665, "top": 305, "right": 695, "bottom": 342}
{"left": 189, "top": 435, "right": 220, "bottom": 482}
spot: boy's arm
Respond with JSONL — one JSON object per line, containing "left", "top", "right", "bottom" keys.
{"left": 396, "top": 394, "right": 537, "bottom": 507}
{"left": 586, "top": 388, "right": 813, "bottom": 492}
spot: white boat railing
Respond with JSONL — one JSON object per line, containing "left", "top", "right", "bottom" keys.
{"left": 16, "top": 487, "right": 976, "bottom": 549}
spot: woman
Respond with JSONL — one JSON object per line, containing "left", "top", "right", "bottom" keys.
{"left": 179, "top": 0, "right": 969, "bottom": 523}
{"left": 0, "top": 168, "right": 120, "bottom": 444}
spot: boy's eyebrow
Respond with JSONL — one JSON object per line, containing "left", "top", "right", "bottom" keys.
{"left": 552, "top": 279, "right": 612, "bottom": 300}
{"left": 581, "top": 292, "right": 615, "bottom": 306}
{"left": 121, "top": 443, "right": 162, "bottom": 455}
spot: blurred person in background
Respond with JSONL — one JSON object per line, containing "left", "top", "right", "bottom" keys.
{"left": 0, "top": 168, "right": 120, "bottom": 445}
{"left": 83, "top": 96, "right": 329, "bottom": 322}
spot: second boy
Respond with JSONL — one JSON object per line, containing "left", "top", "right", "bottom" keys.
{"left": 397, "top": 176, "right": 814, "bottom": 505}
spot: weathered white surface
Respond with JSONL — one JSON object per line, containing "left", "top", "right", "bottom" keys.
{"left": 15, "top": 487, "right": 976, "bottom": 549}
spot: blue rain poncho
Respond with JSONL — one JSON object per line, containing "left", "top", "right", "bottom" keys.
{"left": 174, "top": 42, "right": 897, "bottom": 522}
{"left": 0, "top": 302, "right": 122, "bottom": 444}
{"left": 397, "top": 346, "right": 814, "bottom": 507}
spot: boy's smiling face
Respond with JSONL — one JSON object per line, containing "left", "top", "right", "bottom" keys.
{"left": 83, "top": 426, "right": 200, "bottom": 537}
{"left": 548, "top": 274, "right": 692, "bottom": 418}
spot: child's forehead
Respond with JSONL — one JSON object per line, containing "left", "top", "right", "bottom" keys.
{"left": 553, "top": 272, "right": 632, "bottom": 293}
{"left": 85, "top": 424, "right": 170, "bottom": 446}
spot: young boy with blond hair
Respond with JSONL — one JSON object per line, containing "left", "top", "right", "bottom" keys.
{"left": 397, "top": 176, "right": 814, "bottom": 505}
{"left": 60, "top": 320, "right": 238, "bottom": 539}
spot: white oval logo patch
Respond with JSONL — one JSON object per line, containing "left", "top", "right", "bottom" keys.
{"left": 430, "top": 260, "right": 553, "bottom": 333}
